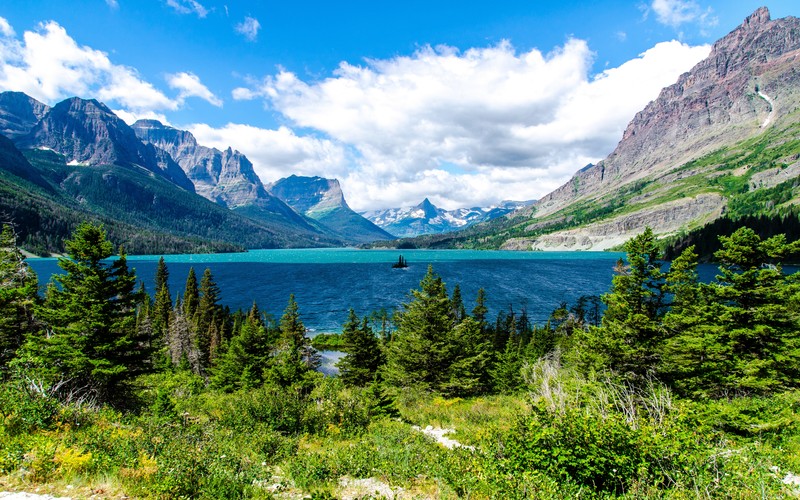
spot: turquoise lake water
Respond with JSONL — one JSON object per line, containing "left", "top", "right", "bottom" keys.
{"left": 28, "top": 248, "right": 629, "bottom": 333}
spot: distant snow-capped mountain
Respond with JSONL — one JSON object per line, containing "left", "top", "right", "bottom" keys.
{"left": 362, "top": 198, "right": 534, "bottom": 238}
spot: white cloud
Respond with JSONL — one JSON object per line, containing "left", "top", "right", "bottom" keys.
{"left": 235, "top": 16, "right": 260, "bottom": 42}
{"left": 188, "top": 122, "right": 350, "bottom": 182}
{"left": 0, "top": 20, "right": 190, "bottom": 116}
{"left": 167, "top": 71, "right": 223, "bottom": 107}
{"left": 113, "top": 108, "right": 170, "bottom": 126}
{"left": 235, "top": 39, "right": 710, "bottom": 210}
{"left": 105, "top": 0, "right": 119, "bottom": 9}
{"left": 0, "top": 17, "right": 15, "bottom": 37}
{"left": 166, "top": 0, "right": 208, "bottom": 18}
{"left": 651, "top": 0, "right": 716, "bottom": 28}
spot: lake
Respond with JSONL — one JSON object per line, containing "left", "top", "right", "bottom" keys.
{"left": 29, "top": 248, "right": 642, "bottom": 334}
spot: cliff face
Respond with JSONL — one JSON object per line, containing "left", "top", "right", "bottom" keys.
{"left": 132, "top": 119, "right": 320, "bottom": 232}
{"left": 133, "top": 120, "right": 266, "bottom": 207}
{"left": 268, "top": 175, "right": 395, "bottom": 243}
{"left": 15, "top": 98, "right": 194, "bottom": 191}
{"left": 535, "top": 7, "right": 800, "bottom": 219}
{"left": 0, "top": 92, "right": 50, "bottom": 139}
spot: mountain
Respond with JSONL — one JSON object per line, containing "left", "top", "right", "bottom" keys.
{"left": 388, "top": 8, "right": 800, "bottom": 251}
{"left": 363, "top": 198, "right": 533, "bottom": 238}
{"left": 0, "top": 92, "right": 50, "bottom": 139}
{"left": 267, "top": 175, "right": 394, "bottom": 244}
{"left": 14, "top": 96, "right": 195, "bottom": 191}
{"left": 131, "top": 120, "right": 324, "bottom": 236}
{"left": 0, "top": 93, "right": 344, "bottom": 253}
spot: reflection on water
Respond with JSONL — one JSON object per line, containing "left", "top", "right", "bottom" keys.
{"left": 318, "top": 350, "right": 345, "bottom": 376}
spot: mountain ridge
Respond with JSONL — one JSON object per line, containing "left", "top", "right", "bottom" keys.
{"left": 268, "top": 175, "right": 395, "bottom": 244}
{"left": 363, "top": 198, "right": 533, "bottom": 238}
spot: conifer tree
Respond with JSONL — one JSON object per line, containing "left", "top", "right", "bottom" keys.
{"left": 383, "top": 266, "right": 454, "bottom": 391}
{"left": 166, "top": 301, "right": 201, "bottom": 374}
{"left": 491, "top": 336, "right": 525, "bottom": 394}
{"left": 578, "top": 227, "right": 666, "bottom": 380}
{"left": 710, "top": 228, "right": 800, "bottom": 393}
{"left": 14, "top": 223, "right": 145, "bottom": 402}
{"left": 212, "top": 302, "right": 273, "bottom": 391}
{"left": 152, "top": 257, "right": 171, "bottom": 340}
{"left": 270, "top": 294, "right": 318, "bottom": 387}
{"left": 337, "top": 309, "right": 384, "bottom": 387}
{"left": 197, "top": 268, "right": 221, "bottom": 363}
{"left": 659, "top": 246, "right": 729, "bottom": 396}
{"left": 450, "top": 284, "right": 466, "bottom": 323}
{"left": 443, "top": 316, "right": 492, "bottom": 396}
{"left": 472, "top": 288, "right": 488, "bottom": 325}
{"left": 0, "top": 224, "right": 39, "bottom": 370}
{"left": 183, "top": 267, "right": 199, "bottom": 320}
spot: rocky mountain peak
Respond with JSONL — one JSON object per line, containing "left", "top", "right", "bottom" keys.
{"left": 744, "top": 6, "right": 770, "bottom": 27}
{"left": 268, "top": 175, "right": 348, "bottom": 214}
{"left": 0, "top": 91, "right": 50, "bottom": 139}
{"left": 12, "top": 95, "right": 194, "bottom": 191}
{"left": 535, "top": 8, "right": 800, "bottom": 220}
{"left": 417, "top": 198, "right": 442, "bottom": 219}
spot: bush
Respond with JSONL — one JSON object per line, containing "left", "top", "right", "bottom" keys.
{"left": 304, "top": 377, "right": 375, "bottom": 436}
{"left": 0, "top": 379, "right": 61, "bottom": 434}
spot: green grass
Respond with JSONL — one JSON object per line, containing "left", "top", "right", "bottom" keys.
{"left": 3, "top": 369, "right": 798, "bottom": 499}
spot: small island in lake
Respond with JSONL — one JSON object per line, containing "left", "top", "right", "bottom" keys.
{"left": 392, "top": 255, "right": 409, "bottom": 268}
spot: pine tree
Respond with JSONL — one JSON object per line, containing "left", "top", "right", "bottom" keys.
{"left": 0, "top": 224, "right": 39, "bottom": 371}
{"left": 383, "top": 266, "right": 454, "bottom": 391}
{"left": 659, "top": 245, "right": 729, "bottom": 396}
{"left": 270, "top": 294, "right": 319, "bottom": 387}
{"left": 578, "top": 227, "right": 666, "bottom": 380}
{"left": 14, "top": 223, "right": 145, "bottom": 402}
{"left": 491, "top": 336, "right": 525, "bottom": 394}
{"left": 450, "top": 284, "right": 466, "bottom": 323}
{"left": 337, "top": 309, "right": 384, "bottom": 387}
{"left": 166, "top": 302, "right": 201, "bottom": 374}
{"left": 182, "top": 267, "right": 199, "bottom": 320}
{"left": 211, "top": 302, "right": 273, "bottom": 391}
{"left": 152, "top": 257, "right": 171, "bottom": 341}
{"left": 443, "top": 317, "right": 492, "bottom": 396}
{"left": 711, "top": 228, "right": 800, "bottom": 393}
{"left": 197, "top": 268, "right": 221, "bottom": 364}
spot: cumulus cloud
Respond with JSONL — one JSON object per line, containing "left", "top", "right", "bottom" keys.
{"left": 0, "top": 17, "right": 15, "bottom": 37}
{"left": 651, "top": 0, "right": 716, "bottom": 28}
{"left": 188, "top": 122, "right": 350, "bottom": 181}
{"left": 0, "top": 21, "right": 223, "bottom": 113}
{"left": 0, "top": 21, "right": 177, "bottom": 112}
{"left": 235, "top": 16, "right": 261, "bottom": 42}
{"left": 167, "top": 71, "right": 223, "bottom": 107}
{"left": 113, "top": 108, "right": 171, "bottom": 126}
{"left": 166, "top": 0, "right": 208, "bottom": 18}
{"left": 234, "top": 39, "right": 710, "bottom": 210}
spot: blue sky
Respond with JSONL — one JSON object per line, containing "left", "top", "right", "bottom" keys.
{"left": 0, "top": 1, "right": 796, "bottom": 210}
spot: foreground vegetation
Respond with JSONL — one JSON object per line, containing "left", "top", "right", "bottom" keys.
{"left": 1, "top": 222, "right": 800, "bottom": 498}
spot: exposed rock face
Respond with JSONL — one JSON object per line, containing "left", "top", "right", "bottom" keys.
{"left": 0, "top": 92, "right": 50, "bottom": 139}
{"left": 15, "top": 98, "right": 194, "bottom": 191}
{"left": 363, "top": 198, "right": 532, "bottom": 238}
{"left": 132, "top": 119, "right": 315, "bottom": 231}
{"left": 133, "top": 120, "right": 261, "bottom": 206}
{"left": 268, "top": 175, "right": 394, "bottom": 243}
{"left": 504, "top": 193, "right": 725, "bottom": 251}
{"left": 536, "top": 7, "right": 800, "bottom": 219}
